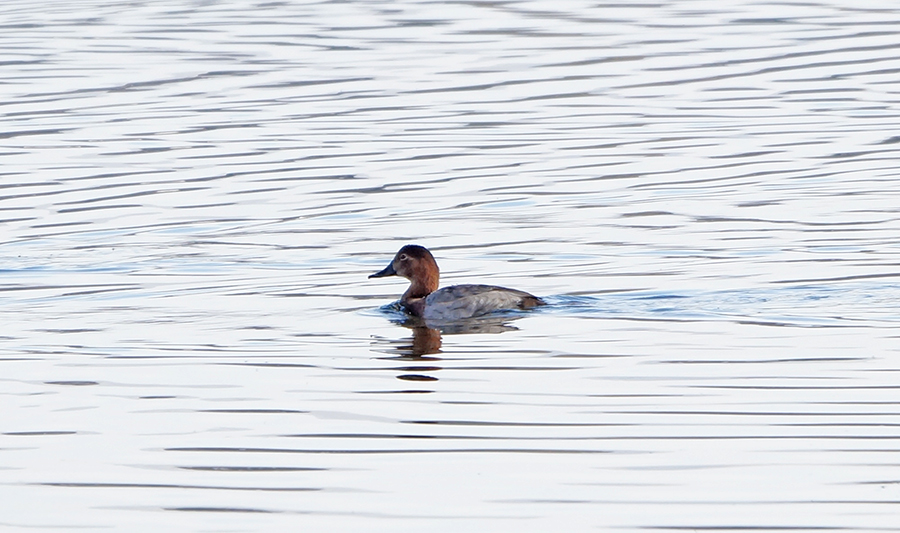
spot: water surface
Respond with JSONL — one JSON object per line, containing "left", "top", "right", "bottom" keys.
{"left": 2, "top": 1, "right": 900, "bottom": 531}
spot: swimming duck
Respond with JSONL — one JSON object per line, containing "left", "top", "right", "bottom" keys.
{"left": 369, "top": 244, "right": 545, "bottom": 320}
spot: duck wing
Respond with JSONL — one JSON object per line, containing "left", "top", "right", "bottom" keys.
{"left": 423, "top": 284, "right": 544, "bottom": 320}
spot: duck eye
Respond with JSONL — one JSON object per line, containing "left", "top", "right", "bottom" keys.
{"left": 398, "top": 254, "right": 408, "bottom": 261}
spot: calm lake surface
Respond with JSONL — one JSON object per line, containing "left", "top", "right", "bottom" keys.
{"left": 3, "top": 1, "right": 900, "bottom": 531}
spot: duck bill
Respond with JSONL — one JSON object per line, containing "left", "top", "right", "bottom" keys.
{"left": 369, "top": 262, "right": 397, "bottom": 279}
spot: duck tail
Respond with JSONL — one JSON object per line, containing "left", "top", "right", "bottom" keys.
{"left": 519, "top": 295, "right": 546, "bottom": 309}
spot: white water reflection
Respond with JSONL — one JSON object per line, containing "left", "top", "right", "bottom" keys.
{"left": 2, "top": 0, "right": 900, "bottom": 531}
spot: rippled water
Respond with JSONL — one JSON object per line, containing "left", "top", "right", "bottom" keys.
{"left": 3, "top": 0, "right": 900, "bottom": 531}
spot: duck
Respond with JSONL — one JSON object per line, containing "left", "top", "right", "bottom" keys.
{"left": 369, "top": 244, "right": 545, "bottom": 320}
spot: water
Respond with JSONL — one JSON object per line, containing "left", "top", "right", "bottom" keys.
{"left": 3, "top": 0, "right": 900, "bottom": 531}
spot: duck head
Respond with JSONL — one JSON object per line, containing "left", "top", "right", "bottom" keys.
{"left": 369, "top": 244, "right": 440, "bottom": 298}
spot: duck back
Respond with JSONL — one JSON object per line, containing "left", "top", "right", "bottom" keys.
{"left": 422, "top": 284, "right": 544, "bottom": 320}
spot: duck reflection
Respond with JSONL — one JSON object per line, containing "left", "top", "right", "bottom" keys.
{"left": 372, "top": 313, "right": 528, "bottom": 382}
{"left": 386, "top": 324, "right": 443, "bottom": 358}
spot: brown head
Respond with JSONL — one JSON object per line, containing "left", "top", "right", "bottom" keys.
{"left": 369, "top": 244, "right": 440, "bottom": 299}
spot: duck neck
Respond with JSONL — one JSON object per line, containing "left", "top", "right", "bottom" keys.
{"left": 400, "top": 278, "right": 435, "bottom": 318}
{"left": 402, "top": 272, "right": 438, "bottom": 301}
